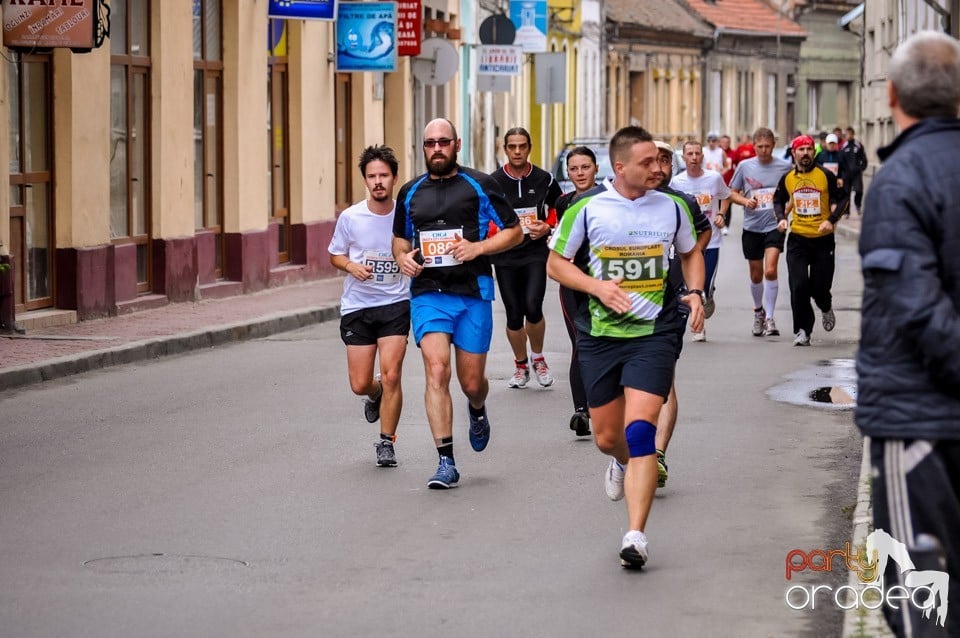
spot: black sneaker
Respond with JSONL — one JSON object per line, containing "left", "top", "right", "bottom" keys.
{"left": 363, "top": 380, "right": 382, "bottom": 423}
{"left": 375, "top": 440, "right": 397, "bottom": 467}
{"left": 569, "top": 411, "right": 591, "bottom": 437}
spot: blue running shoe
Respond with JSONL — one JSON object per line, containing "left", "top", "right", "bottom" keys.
{"left": 468, "top": 405, "right": 490, "bottom": 452}
{"left": 427, "top": 456, "right": 459, "bottom": 489}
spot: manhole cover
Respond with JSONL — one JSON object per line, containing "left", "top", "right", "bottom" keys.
{"left": 82, "top": 553, "right": 249, "bottom": 574}
{"left": 767, "top": 358, "right": 858, "bottom": 411}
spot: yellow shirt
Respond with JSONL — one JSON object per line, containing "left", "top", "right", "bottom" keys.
{"left": 784, "top": 168, "right": 833, "bottom": 237}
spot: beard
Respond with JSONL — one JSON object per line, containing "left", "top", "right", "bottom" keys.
{"left": 426, "top": 151, "right": 458, "bottom": 177}
{"left": 370, "top": 188, "right": 390, "bottom": 202}
{"left": 797, "top": 155, "right": 814, "bottom": 171}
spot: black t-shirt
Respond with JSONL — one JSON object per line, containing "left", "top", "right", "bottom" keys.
{"left": 490, "top": 164, "right": 562, "bottom": 267}
{"left": 394, "top": 165, "right": 519, "bottom": 299}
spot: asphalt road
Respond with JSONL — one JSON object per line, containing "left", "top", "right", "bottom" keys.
{"left": 0, "top": 221, "right": 864, "bottom": 637}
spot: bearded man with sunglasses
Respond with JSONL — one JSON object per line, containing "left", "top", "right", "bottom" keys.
{"left": 392, "top": 118, "right": 523, "bottom": 489}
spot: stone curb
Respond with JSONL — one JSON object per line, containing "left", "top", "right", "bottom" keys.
{"left": 0, "top": 303, "right": 340, "bottom": 393}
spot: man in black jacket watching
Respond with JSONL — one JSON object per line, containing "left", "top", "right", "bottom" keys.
{"left": 856, "top": 30, "right": 960, "bottom": 638}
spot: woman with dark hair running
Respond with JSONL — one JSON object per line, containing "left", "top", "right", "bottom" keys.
{"left": 554, "top": 146, "right": 601, "bottom": 437}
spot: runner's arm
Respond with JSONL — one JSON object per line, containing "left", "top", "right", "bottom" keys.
{"left": 547, "top": 251, "right": 631, "bottom": 315}
{"left": 330, "top": 253, "right": 372, "bottom": 281}
{"left": 392, "top": 236, "right": 422, "bottom": 278}
{"left": 678, "top": 248, "right": 706, "bottom": 333}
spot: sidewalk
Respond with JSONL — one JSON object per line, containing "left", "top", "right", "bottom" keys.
{"left": 0, "top": 277, "right": 344, "bottom": 392}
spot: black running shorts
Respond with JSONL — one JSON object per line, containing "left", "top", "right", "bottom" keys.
{"left": 742, "top": 228, "right": 786, "bottom": 261}
{"left": 577, "top": 331, "right": 677, "bottom": 407}
{"left": 340, "top": 300, "right": 411, "bottom": 346}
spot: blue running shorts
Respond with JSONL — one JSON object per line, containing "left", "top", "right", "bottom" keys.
{"left": 411, "top": 292, "right": 493, "bottom": 354}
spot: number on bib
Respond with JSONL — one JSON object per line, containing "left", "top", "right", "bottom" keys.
{"left": 598, "top": 244, "right": 664, "bottom": 293}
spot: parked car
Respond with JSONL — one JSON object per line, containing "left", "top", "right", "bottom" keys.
{"left": 551, "top": 139, "right": 613, "bottom": 193}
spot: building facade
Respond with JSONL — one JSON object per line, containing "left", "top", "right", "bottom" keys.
{"left": 1, "top": 1, "right": 461, "bottom": 326}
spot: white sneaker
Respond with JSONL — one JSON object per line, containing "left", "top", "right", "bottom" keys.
{"left": 507, "top": 364, "right": 530, "bottom": 388}
{"left": 793, "top": 329, "right": 810, "bottom": 346}
{"left": 763, "top": 317, "right": 780, "bottom": 336}
{"left": 822, "top": 309, "right": 836, "bottom": 332}
{"left": 692, "top": 329, "right": 706, "bottom": 342}
{"left": 751, "top": 307, "right": 766, "bottom": 336}
{"left": 620, "top": 530, "right": 649, "bottom": 569}
{"left": 604, "top": 458, "right": 625, "bottom": 501}
{"left": 532, "top": 357, "right": 554, "bottom": 387}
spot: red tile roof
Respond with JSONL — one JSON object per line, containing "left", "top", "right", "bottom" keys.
{"left": 682, "top": 0, "right": 806, "bottom": 36}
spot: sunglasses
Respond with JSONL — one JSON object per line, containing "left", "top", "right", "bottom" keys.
{"left": 423, "top": 138, "right": 455, "bottom": 149}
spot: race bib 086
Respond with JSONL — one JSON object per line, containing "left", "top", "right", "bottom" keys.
{"left": 515, "top": 207, "right": 538, "bottom": 235}
{"left": 597, "top": 244, "right": 664, "bottom": 293}
{"left": 419, "top": 228, "right": 463, "bottom": 268}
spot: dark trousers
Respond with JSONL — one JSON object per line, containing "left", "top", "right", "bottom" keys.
{"left": 847, "top": 174, "right": 865, "bottom": 211}
{"left": 871, "top": 439, "right": 960, "bottom": 637}
{"left": 786, "top": 232, "right": 835, "bottom": 336}
{"left": 558, "top": 285, "right": 588, "bottom": 413}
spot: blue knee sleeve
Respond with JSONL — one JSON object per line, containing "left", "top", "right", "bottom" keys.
{"left": 625, "top": 420, "right": 657, "bottom": 458}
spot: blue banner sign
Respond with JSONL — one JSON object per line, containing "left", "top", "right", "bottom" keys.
{"left": 336, "top": 2, "right": 397, "bottom": 73}
{"left": 268, "top": 0, "right": 338, "bottom": 21}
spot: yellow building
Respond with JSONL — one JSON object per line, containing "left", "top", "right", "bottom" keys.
{"left": 1, "top": 1, "right": 460, "bottom": 326}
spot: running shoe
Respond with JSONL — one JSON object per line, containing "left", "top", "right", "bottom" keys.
{"left": 822, "top": 308, "right": 836, "bottom": 332}
{"left": 427, "top": 456, "right": 459, "bottom": 489}
{"left": 375, "top": 440, "right": 397, "bottom": 467}
{"left": 692, "top": 329, "right": 706, "bottom": 342}
{"left": 656, "top": 450, "right": 668, "bottom": 488}
{"left": 763, "top": 317, "right": 780, "bottom": 336}
{"left": 569, "top": 410, "right": 591, "bottom": 437}
{"left": 751, "top": 307, "right": 766, "bottom": 336}
{"left": 604, "top": 458, "right": 625, "bottom": 501}
{"left": 703, "top": 295, "right": 716, "bottom": 319}
{"left": 507, "top": 363, "right": 530, "bottom": 389}
{"left": 363, "top": 378, "right": 383, "bottom": 423}
{"left": 532, "top": 357, "right": 554, "bottom": 387}
{"left": 793, "top": 329, "right": 811, "bottom": 346}
{"left": 620, "top": 530, "right": 649, "bottom": 569}
{"left": 468, "top": 405, "right": 491, "bottom": 452}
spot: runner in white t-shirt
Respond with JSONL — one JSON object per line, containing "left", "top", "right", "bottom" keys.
{"left": 670, "top": 140, "right": 752, "bottom": 341}
{"left": 328, "top": 145, "right": 410, "bottom": 468}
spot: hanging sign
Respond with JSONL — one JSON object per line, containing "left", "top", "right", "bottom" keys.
{"left": 268, "top": 0, "right": 338, "bottom": 21}
{"left": 396, "top": 0, "right": 422, "bottom": 56}
{"left": 3, "top": 0, "right": 97, "bottom": 50}
{"left": 336, "top": 1, "right": 397, "bottom": 72}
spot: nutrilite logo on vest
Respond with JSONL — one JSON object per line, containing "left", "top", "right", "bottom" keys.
{"left": 784, "top": 529, "right": 949, "bottom": 628}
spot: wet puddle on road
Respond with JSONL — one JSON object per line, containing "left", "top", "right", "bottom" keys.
{"left": 766, "top": 358, "right": 857, "bottom": 411}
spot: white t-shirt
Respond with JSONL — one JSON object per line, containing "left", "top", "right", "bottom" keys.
{"left": 669, "top": 169, "right": 730, "bottom": 249}
{"left": 328, "top": 200, "right": 409, "bottom": 315}
{"left": 702, "top": 146, "right": 727, "bottom": 174}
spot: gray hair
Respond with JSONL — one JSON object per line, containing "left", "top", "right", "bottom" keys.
{"left": 889, "top": 31, "right": 960, "bottom": 119}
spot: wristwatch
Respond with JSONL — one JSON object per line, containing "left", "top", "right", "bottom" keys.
{"left": 686, "top": 289, "right": 707, "bottom": 304}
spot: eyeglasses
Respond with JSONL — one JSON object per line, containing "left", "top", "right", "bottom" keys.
{"left": 423, "top": 138, "right": 454, "bottom": 149}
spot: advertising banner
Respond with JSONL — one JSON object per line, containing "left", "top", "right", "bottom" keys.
{"left": 396, "top": 0, "right": 421, "bottom": 57}
{"left": 508, "top": 0, "right": 547, "bottom": 53}
{"left": 3, "top": 0, "right": 96, "bottom": 50}
{"left": 268, "top": 0, "right": 338, "bottom": 21}
{"left": 336, "top": 2, "right": 397, "bottom": 72}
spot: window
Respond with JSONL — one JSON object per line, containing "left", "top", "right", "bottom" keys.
{"left": 767, "top": 73, "right": 777, "bottom": 130}
{"left": 268, "top": 18, "right": 290, "bottom": 262}
{"left": 110, "top": 0, "right": 151, "bottom": 291}
{"left": 194, "top": 0, "right": 224, "bottom": 275}
{"left": 807, "top": 81, "right": 820, "bottom": 131}
{"left": 710, "top": 70, "right": 722, "bottom": 133}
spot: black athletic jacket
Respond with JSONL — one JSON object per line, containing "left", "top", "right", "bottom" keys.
{"left": 855, "top": 117, "right": 960, "bottom": 439}
{"left": 394, "top": 165, "right": 519, "bottom": 300}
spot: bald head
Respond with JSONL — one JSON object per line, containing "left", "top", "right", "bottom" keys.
{"left": 889, "top": 31, "right": 960, "bottom": 119}
{"left": 424, "top": 118, "right": 458, "bottom": 141}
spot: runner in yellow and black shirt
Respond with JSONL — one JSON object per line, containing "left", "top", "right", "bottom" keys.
{"left": 773, "top": 134, "right": 849, "bottom": 346}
